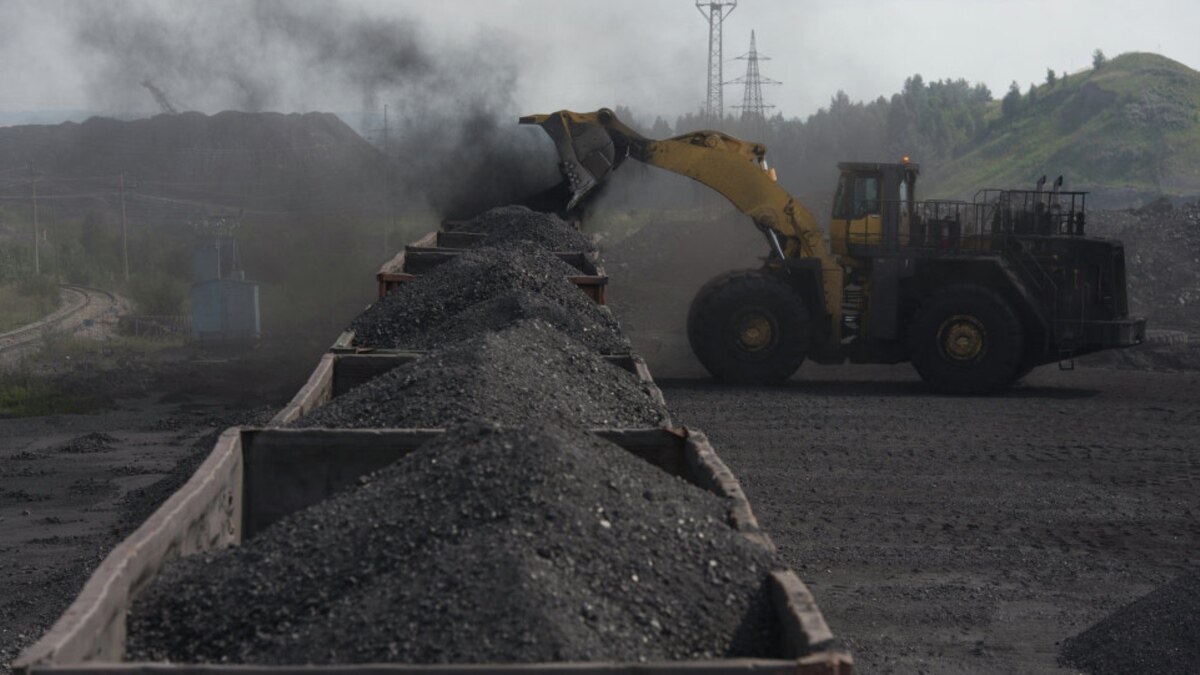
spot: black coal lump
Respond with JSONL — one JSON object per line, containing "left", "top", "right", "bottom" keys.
{"left": 125, "top": 423, "right": 780, "bottom": 664}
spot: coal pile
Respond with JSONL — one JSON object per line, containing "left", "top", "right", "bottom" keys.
{"left": 295, "top": 320, "right": 666, "bottom": 429}
{"left": 126, "top": 423, "right": 779, "bottom": 664}
{"left": 1059, "top": 568, "right": 1200, "bottom": 674}
{"left": 352, "top": 246, "right": 621, "bottom": 351}
{"left": 458, "top": 205, "right": 596, "bottom": 253}
{"left": 399, "top": 289, "right": 628, "bottom": 353}
{"left": 1090, "top": 200, "right": 1200, "bottom": 334}
{"left": 0, "top": 112, "right": 387, "bottom": 220}
{"left": 54, "top": 433, "right": 117, "bottom": 454}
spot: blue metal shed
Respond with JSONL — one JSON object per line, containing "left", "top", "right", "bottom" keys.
{"left": 190, "top": 278, "right": 261, "bottom": 343}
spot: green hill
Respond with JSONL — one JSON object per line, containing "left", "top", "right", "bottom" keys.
{"left": 926, "top": 53, "right": 1200, "bottom": 204}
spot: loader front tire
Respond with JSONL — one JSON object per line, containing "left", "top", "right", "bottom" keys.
{"left": 687, "top": 270, "right": 810, "bottom": 385}
{"left": 908, "top": 284, "right": 1024, "bottom": 395}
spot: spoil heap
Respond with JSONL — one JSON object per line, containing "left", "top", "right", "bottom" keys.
{"left": 458, "top": 205, "right": 597, "bottom": 253}
{"left": 295, "top": 320, "right": 665, "bottom": 429}
{"left": 125, "top": 424, "right": 779, "bottom": 664}
{"left": 352, "top": 246, "right": 626, "bottom": 353}
{"left": 1059, "top": 568, "right": 1200, "bottom": 675}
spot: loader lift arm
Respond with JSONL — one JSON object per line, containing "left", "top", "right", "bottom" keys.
{"left": 521, "top": 108, "right": 844, "bottom": 331}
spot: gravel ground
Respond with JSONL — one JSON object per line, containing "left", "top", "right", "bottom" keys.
{"left": 1060, "top": 566, "right": 1200, "bottom": 674}
{"left": 126, "top": 423, "right": 778, "bottom": 665}
{"left": 294, "top": 320, "right": 667, "bottom": 430}
{"left": 659, "top": 365, "right": 1200, "bottom": 674}
{"left": 351, "top": 246, "right": 619, "bottom": 351}
{"left": 458, "top": 205, "right": 596, "bottom": 253}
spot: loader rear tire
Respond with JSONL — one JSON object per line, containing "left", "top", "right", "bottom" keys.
{"left": 908, "top": 284, "right": 1024, "bottom": 395}
{"left": 687, "top": 270, "right": 810, "bottom": 385}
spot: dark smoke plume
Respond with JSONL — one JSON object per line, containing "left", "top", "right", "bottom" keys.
{"left": 71, "top": 0, "right": 558, "bottom": 217}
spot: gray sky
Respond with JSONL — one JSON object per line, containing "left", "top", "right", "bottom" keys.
{"left": 1, "top": 0, "right": 1196, "bottom": 122}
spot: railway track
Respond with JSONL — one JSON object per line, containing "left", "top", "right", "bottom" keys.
{"left": 0, "top": 285, "right": 119, "bottom": 356}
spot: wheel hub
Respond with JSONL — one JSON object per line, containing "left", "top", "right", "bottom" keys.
{"left": 939, "top": 315, "right": 985, "bottom": 361}
{"left": 734, "top": 311, "right": 775, "bottom": 352}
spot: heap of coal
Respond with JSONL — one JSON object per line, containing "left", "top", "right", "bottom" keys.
{"left": 295, "top": 320, "right": 665, "bottom": 429}
{"left": 1059, "top": 568, "right": 1200, "bottom": 674}
{"left": 456, "top": 205, "right": 596, "bottom": 253}
{"left": 126, "top": 424, "right": 778, "bottom": 664}
{"left": 0, "top": 111, "right": 386, "bottom": 220}
{"left": 352, "top": 246, "right": 625, "bottom": 353}
{"left": 1090, "top": 200, "right": 1200, "bottom": 334}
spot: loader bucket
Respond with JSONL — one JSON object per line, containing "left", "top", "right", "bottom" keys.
{"left": 521, "top": 111, "right": 624, "bottom": 211}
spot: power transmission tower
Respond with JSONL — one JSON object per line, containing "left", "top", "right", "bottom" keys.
{"left": 726, "top": 30, "right": 780, "bottom": 137}
{"left": 695, "top": 0, "right": 737, "bottom": 123}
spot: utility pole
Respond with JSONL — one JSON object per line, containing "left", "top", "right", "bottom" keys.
{"left": 695, "top": 0, "right": 738, "bottom": 123}
{"left": 120, "top": 172, "right": 130, "bottom": 282}
{"left": 384, "top": 103, "right": 395, "bottom": 253}
{"left": 28, "top": 163, "right": 40, "bottom": 275}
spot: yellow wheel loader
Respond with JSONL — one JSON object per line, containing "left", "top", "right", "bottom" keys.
{"left": 522, "top": 108, "right": 1145, "bottom": 394}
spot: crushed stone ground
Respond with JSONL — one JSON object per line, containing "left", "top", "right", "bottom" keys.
{"left": 125, "top": 423, "right": 779, "bottom": 665}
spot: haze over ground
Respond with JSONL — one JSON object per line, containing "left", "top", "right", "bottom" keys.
{"left": 1, "top": 0, "right": 1196, "bottom": 124}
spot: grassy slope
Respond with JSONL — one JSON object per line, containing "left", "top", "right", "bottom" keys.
{"left": 927, "top": 53, "right": 1200, "bottom": 199}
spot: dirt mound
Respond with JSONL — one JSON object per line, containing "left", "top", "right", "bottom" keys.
{"left": 125, "top": 423, "right": 778, "bottom": 665}
{"left": 294, "top": 320, "right": 666, "bottom": 430}
{"left": 1060, "top": 568, "right": 1200, "bottom": 674}
{"left": 351, "top": 246, "right": 622, "bottom": 352}
{"left": 460, "top": 206, "right": 596, "bottom": 252}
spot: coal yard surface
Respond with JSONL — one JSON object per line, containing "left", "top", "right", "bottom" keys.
{"left": 126, "top": 424, "right": 778, "bottom": 664}
{"left": 660, "top": 367, "right": 1200, "bottom": 674}
{"left": 4, "top": 46, "right": 1200, "bottom": 674}
{"left": 4, "top": 201, "right": 1199, "bottom": 674}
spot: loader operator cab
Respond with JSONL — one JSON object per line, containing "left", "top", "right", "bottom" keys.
{"left": 830, "top": 162, "right": 918, "bottom": 256}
